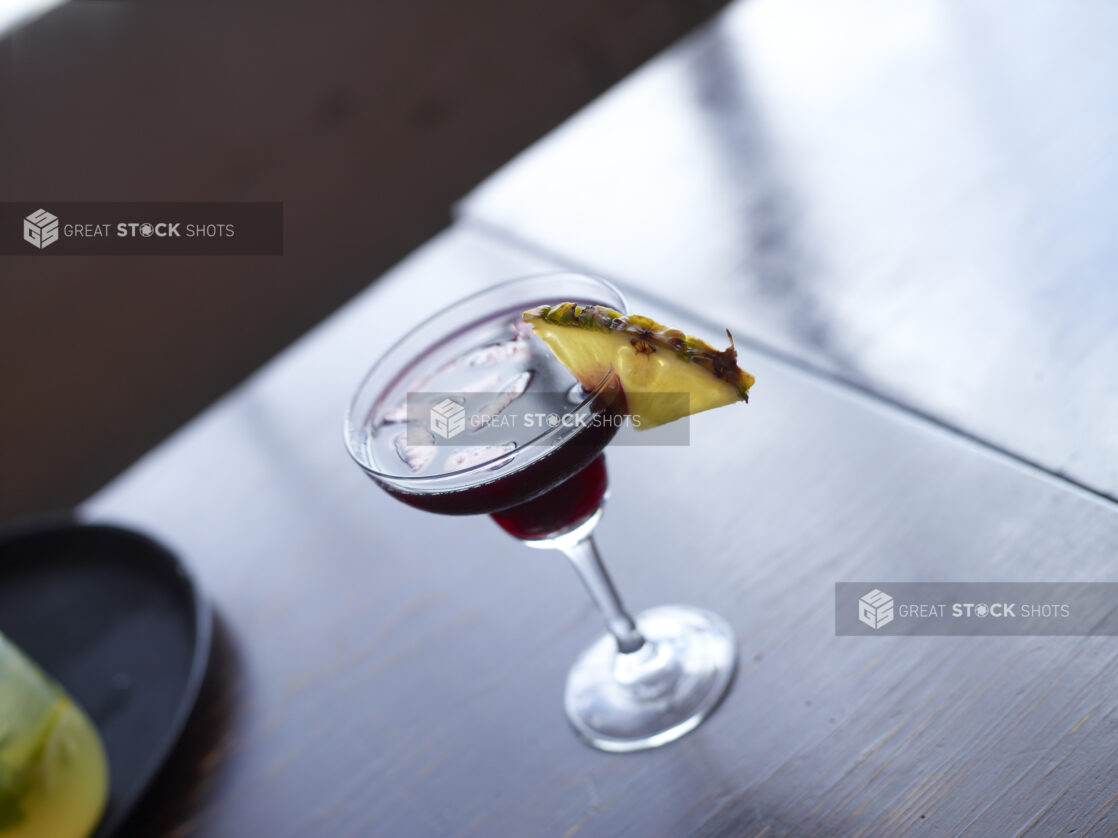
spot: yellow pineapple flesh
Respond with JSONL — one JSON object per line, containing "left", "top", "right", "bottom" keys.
{"left": 523, "top": 302, "right": 754, "bottom": 429}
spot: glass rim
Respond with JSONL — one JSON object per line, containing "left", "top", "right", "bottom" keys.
{"left": 343, "top": 271, "right": 628, "bottom": 487}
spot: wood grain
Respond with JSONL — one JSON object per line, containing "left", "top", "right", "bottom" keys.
{"left": 86, "top": 227, "right": 1118, "bottom": 836}
{"left": 460, "top": 0, "right": 1118, "bottom": 502}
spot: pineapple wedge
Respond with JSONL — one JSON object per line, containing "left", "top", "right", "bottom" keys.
{"left": 523, "top": 302, "right": 754, "bottom": 429}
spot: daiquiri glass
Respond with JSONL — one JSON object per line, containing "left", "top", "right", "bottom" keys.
{"left": 344, "top": 274, "right": 736, "bottom": 751}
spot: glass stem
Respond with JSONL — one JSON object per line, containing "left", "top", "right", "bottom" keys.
{"left": 560, "top": 535, "right": 645, "bottom": 654}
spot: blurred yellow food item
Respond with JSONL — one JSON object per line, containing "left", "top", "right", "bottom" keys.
{"left": 0, "top": 633, "right": 109, "bottom": 838}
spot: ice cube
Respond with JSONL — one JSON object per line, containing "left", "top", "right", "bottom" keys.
{"left": 383, "top": 402, "right": 409, "bottom": 424}
{"left": 473, "top": 371, "right": 533, "bottom": 425}
{"left": 444, "top": 443, "right": 516, "bottom": 472}
{"left": 394, "top": 427, "right": 436, "bottom": 472}
{"left": 385, "top": 371, "right": 502, "bottom": 425}
{"left": 381, "top": 372, "right": 435, "bottom": 424}
{"left": 462, "top": 372, "right": 502, "bottom": 393}
{"left": 462, "top": 339, "right": 530, "bottom": 367}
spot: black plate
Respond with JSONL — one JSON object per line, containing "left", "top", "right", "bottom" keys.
{"left": 0, "top": 517, "right": 211, "bottom": 837}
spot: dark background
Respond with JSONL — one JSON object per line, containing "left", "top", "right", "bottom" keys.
{"left": 0, "top": 0, "right": 726, "bottom": 519}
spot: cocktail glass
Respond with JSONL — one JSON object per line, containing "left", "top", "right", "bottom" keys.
{"left": 344, "top": 274, "right": 736, "bottom": 752}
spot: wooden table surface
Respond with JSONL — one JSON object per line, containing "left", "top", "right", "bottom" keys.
{"left": 86, "top": 226, "right": 1118, "bottom": 836}
{"left": 460, "top": 0, "right": 1118, "bottom": 503}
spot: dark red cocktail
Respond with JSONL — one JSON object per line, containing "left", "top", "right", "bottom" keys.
{"left": 352, "top": 293, "right": 622, "bottom": 540}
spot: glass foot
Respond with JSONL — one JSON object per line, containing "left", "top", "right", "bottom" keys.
{"left": 564, "top": 605, "right": 737, "bottom": 752}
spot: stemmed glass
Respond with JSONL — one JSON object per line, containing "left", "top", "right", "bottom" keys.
{"left": 344, "top": 273, "right": 736, "bottom": 751}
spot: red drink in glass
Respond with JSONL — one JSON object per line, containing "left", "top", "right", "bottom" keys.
{"left": 354, "top": 300, "right": 622, "bottom": 539}
{"left": 344, "top": 274, "right": 738, "bottom": 753}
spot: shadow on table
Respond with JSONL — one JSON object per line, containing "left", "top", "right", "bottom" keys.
{"left": 117, "top": 609, "right": 243, "bottom": 838}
